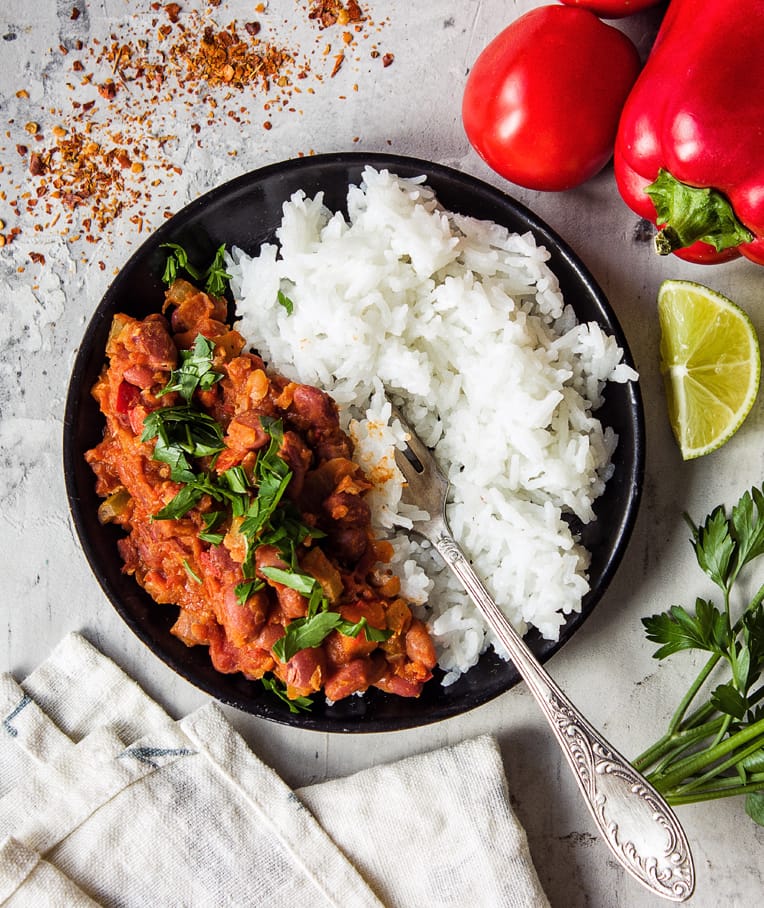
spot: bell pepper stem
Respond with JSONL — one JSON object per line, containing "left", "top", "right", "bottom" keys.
{"left": 645, "top": 168, "right": 753, "bottom": 254}
{"left": 655, "top": 225, "right": 684, "bottom": 256}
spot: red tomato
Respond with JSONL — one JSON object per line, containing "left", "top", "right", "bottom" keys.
{"left": 462, "top": 6, "right": 642, "bottom": 192}
{"left": 559, "top": 0, "right": 663, "bottom": 18}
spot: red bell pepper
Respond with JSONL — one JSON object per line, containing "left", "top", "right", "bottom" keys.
{"left": 115, "top": 380, "right": 140, "bottom": 413}
{"left": 559, "top": 0, "right": 664, "bottom": 17}
{"left": 614, "top": 0, "right": 764, "bottom": 265}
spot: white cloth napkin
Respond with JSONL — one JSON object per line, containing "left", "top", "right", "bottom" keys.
{"left": 0, "top": 633, "right": 549, "bottom": 907}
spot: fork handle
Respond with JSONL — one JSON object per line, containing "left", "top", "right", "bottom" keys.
{"left": 432, "top": 529, "right": 695, "bottom": 903}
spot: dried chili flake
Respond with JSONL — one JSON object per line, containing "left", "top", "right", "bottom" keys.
{"left": 29, "top": 153, "right": 46, "bottom": 176}
{"left": 330, "top": 53, "right": 344, "bottom": 77}
{"left": 97, "top": 79, "right": 118, "bottom": 100}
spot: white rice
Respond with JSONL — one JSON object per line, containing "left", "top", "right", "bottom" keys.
{"left": 228, "top": 167, "right": 638, "bottom": 685}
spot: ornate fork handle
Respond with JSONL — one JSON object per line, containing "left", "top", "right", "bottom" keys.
{"left": 433, "top": 528, "right": 695, "bottom": 903}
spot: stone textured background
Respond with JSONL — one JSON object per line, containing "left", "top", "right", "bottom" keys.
{"left": 1, "top": 2, "right": 762, "bottom": 905}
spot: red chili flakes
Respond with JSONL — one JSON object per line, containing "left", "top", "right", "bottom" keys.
{"left": 29, "top": 251, "right": 46, "bottom": 264}
{"left": 97, "top": 80, "right": 118, "bottom": 100}
{"left": 3, "top": 0, "right": 389, "bottom": 250}
{"left": 382, "top": 52, "right": 394, "bottom": 67}
{"left": 176, "top": 22, "right": 293, "bottom": 90}
{"left": 309, "top": 1, "right": 364, "bottom": 29}
{"left": 29, "top": 152, "right": 46, "bottom": 176}
{"left": 330, "top": 52, "right": 344, "bottom": 78}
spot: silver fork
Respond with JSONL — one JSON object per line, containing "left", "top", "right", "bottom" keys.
{"left": 390, "top": 403, "right": 695, "bottom": 903}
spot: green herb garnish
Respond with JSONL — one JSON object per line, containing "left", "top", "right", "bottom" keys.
{"left": 234, "top": 578, "right": 265, "bottom": 605}
{"left": 277, "top": 289, "right": 294, "bottom": 315}
{"left": 269, "top": 567, "right": 392, "bottom": 664}
{"left": 142, "top": 392, "right": 380, "bottom": 702}
{"left": 141, "top": 405, "right": 225, "bottom": 483}
{"left": 158, "top": 334, "right": 223, "bottom": 403}
{"left": 636, "top": 486, "right": 764, "bottom": 825}
{"left": 261, "top": 674, "right": 313, "bottom": 713}
{"left": 160, "top": 242, "right": 232, "bottom": 296}
{"left": 183, "top": 559, "right": 202, "bottom": 584}
{"left": 203, "top": 245, "right": 233, "bottom": 297}
{"left": 198, "top": 511, "right": 225, "bottom": 545}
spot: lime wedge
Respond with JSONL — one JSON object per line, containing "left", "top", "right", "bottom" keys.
{"left": 658, "top": 280, "right": 760, "bottom": 460}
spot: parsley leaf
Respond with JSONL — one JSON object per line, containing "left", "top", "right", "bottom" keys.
{"left": 161, "top": 242, "right": 202, "bottom": 285}
{"left": 160, "top": 242, "right": 232, "bottom": 296}
{"left": 198, "top": 510, "right": 225, "bottom": 544}
{"left": 710, "top": 682, "right": 749, "bottom": 720}
{"left": 730, "top": 487, "right": 764, "bottom": 581}
{"left": 234, "top": 578, "right": 265, "bottom": 605}
{"left": 277, "top": 289, "right": 294, "bottom": 315}
{"left": 141, "top": 405, "right": 225, "bottom": 483}
{"left": 158, "top": 334, "right": 222, "bottom": 403}
{"left": 261, "top": 674, "right": 313, "bottom": 713}
{"left": 690, "top": 505, "right": 736, "bottom": 591}
{"left": 183, "top": 559, "right": 202, "bottom": 584}
{"left": 642, "top": 599, "right": 728, "bottom": 659}
{"left": 202, "top": 244, "right": 232, "bottom": 297}
{"left": 261, "top": 566, "right": 318, "bottom": 596}
{"left": 272, "top": 610, "right": 344, "bottom": 663}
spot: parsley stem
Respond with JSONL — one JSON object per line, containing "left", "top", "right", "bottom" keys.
{"left": 649, "top": 716, "right": 764, "bottom": 792}
{"left": 649, "top": 718, "right": 728, "bottom": 776}
{"left": 635, "top": 716, "right": 725, "bottom": 773}
{"left": 748, "top": 580, "right": 764, "bottom": 613}
{"left": 669, "top": 734, "right": 764, "bottom": 795}
{"left": 668, "top": 652, "right": 721, "bottom": 734}
{"left": 663, "top": 775, "right": 764, "bottom": 806}
{"left": 710, "top": 713, "right": 733, "bottom": 749}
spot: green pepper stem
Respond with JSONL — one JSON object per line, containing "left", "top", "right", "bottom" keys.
{"left": 645, "top": 168, "right": 753, "bottom": 255}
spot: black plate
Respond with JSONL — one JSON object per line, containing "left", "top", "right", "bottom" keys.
{"left": 63, "top": 152, "right": 645, "bottom": 732}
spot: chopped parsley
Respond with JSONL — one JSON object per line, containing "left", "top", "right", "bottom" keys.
{"left": 277, "top": 289, "right": 294, "bottom": 315}
{"left": 161, "top": 242, "right": 232, "bottom": 297}
{"left": 158, "top": 334, "right": 223, "bottom": 403}
{"left": 141, "top": 405, "right": 225, "bottom": 484}
{"left": 261, "top": 674, "right": 313, "bottom": 714}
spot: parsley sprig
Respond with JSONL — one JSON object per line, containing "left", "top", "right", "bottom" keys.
{"left": 636, "top": 486, "right": 764, "bottom": 825}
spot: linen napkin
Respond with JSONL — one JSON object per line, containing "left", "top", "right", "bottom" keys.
{"left": 0, "top": 633, "right": 549, "bottom": 907}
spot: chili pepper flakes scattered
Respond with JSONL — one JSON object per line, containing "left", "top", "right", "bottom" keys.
{"left": 0, "top": 0, "right": 393, "bottom": 255}
{"left": 309, "top": 0, "right": 365, "bottom": 29}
